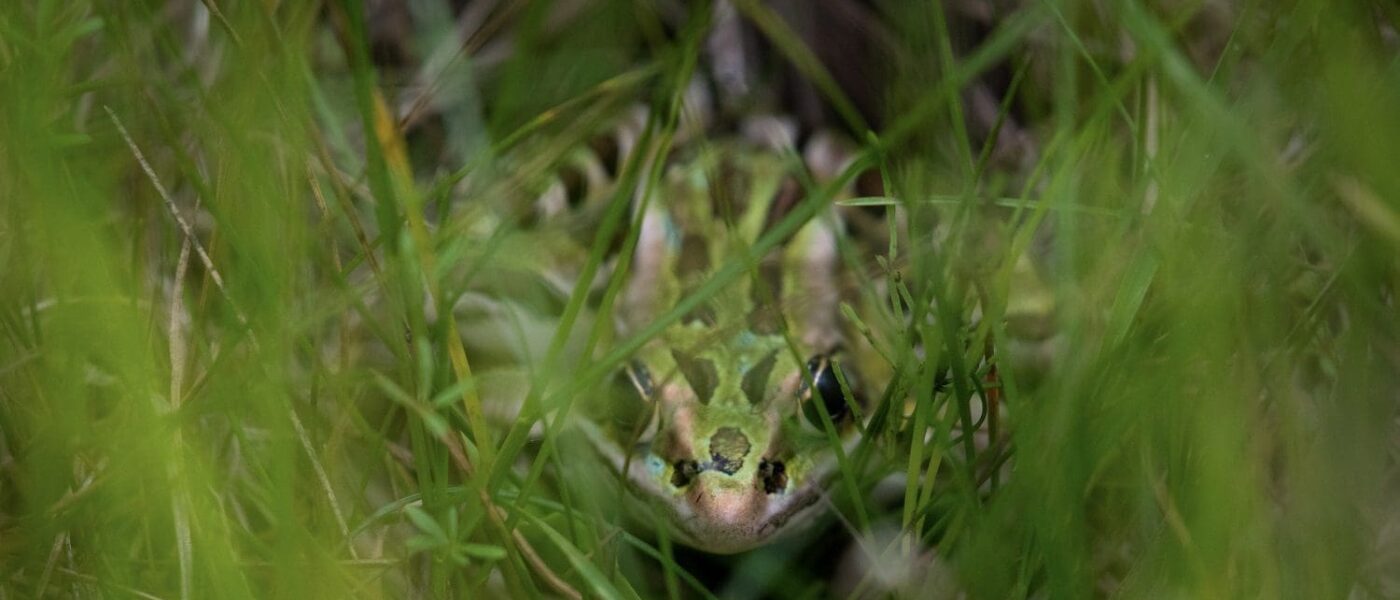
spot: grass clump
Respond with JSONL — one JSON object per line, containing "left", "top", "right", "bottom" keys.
{"left": 2, "top": 1, "right": 1398, "bottom": 597}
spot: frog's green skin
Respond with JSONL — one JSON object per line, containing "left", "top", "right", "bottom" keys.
{"left": 575, "top": 138, "right": 865, "bottom": 554}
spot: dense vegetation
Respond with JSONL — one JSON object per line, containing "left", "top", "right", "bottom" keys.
{"left": 2, "top": 1, "right": 1398, "bottom": 597}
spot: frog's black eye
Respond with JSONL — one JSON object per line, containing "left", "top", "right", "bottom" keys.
{"left": 622, "top": 359, "right": 655, "bottom": 399}
{"left": 799, "top": 355, "right": 854, "bottom": 429}
{"left": 609, "top": 360, "right": 659, "bottom": 441}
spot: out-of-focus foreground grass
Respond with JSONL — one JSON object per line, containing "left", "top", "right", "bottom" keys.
{"left": 1, "top": 1, "right": 1398, "bottom": 598}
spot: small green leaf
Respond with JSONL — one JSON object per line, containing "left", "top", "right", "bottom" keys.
{"left": 404, "top": 506, "right": 449, "bottom": 545}
{"left": 373, "top": 372, "right": 449, "bottom": 437}
{"left": 459, "top": 543, "right": 507, "bottom": 561}
{"left": 1106, "top": 252, "right": 1158, "bottom": 348}
{"left": 406, "top": 535, "right": 443, "bottom": 554}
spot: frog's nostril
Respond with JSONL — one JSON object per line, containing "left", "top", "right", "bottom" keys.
{"left": 708, "top": 427, "right": 751, "bottom": 475}
{"left": 758, "top": 459, "right": 787, "bottom": 494}
{"left": 671, "top": 460, "right": 699, "bottom": 487}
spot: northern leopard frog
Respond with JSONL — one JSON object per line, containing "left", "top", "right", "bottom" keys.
{"left": 458, "top": 107, "right": 879, "bottom": 554}
{"left": 469, "top": 107, "right": 1053, "bottom": 555}
{"left": 574, "top": 127, "right": 872, "bottom": 554}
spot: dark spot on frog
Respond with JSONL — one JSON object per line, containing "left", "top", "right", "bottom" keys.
{"left": 559, "top": 163, "right": 587, "bottom": 208}
{"left": 589, "top": 133, "right": 620, "bottom": 178}
{"left": 678, "top": 231, "right": 711, "bottom": 277}
{"left": 671, "top": 349, "right": 719, "bottom": 404}
{"left": 708, "top": 427, "right": 751, "bottom": 475}
{"left": 740, "top": 350, "right": 778, "bottom": 404}
{"left": 713, "top": 158, "right": 753, "bottom": 220}
{"left": 747, "top": 256, "right": 785, "bottom": 333}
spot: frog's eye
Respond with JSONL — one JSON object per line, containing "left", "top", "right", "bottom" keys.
{"left": 609, "top": 360, "right": 660, "bottom": 442}
{"left": 798, "top": 355, "right": 856, "bottom": 429}
{"left": 621, "top": 359, "right": 655, "bottom": 398}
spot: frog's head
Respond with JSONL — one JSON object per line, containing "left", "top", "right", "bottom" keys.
{"left": 580, "top": 134, "right": 867, "bottom": 553}
{"left": 583, "top": 324, "right": 864, "bottom": 554}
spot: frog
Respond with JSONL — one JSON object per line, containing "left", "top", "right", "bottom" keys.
{"left": 460, "top": 101, "right": 1054, "bottom": 556}
{"left": 571, "top": 127, "right": 872, "bottom": 554}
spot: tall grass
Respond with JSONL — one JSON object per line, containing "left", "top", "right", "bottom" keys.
{"left": 2, "top": 1, "right": 1397, "bottom": 598}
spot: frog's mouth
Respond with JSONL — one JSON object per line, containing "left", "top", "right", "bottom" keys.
{"left": 661, "top": 470, "right": 828, "bottom": 554}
